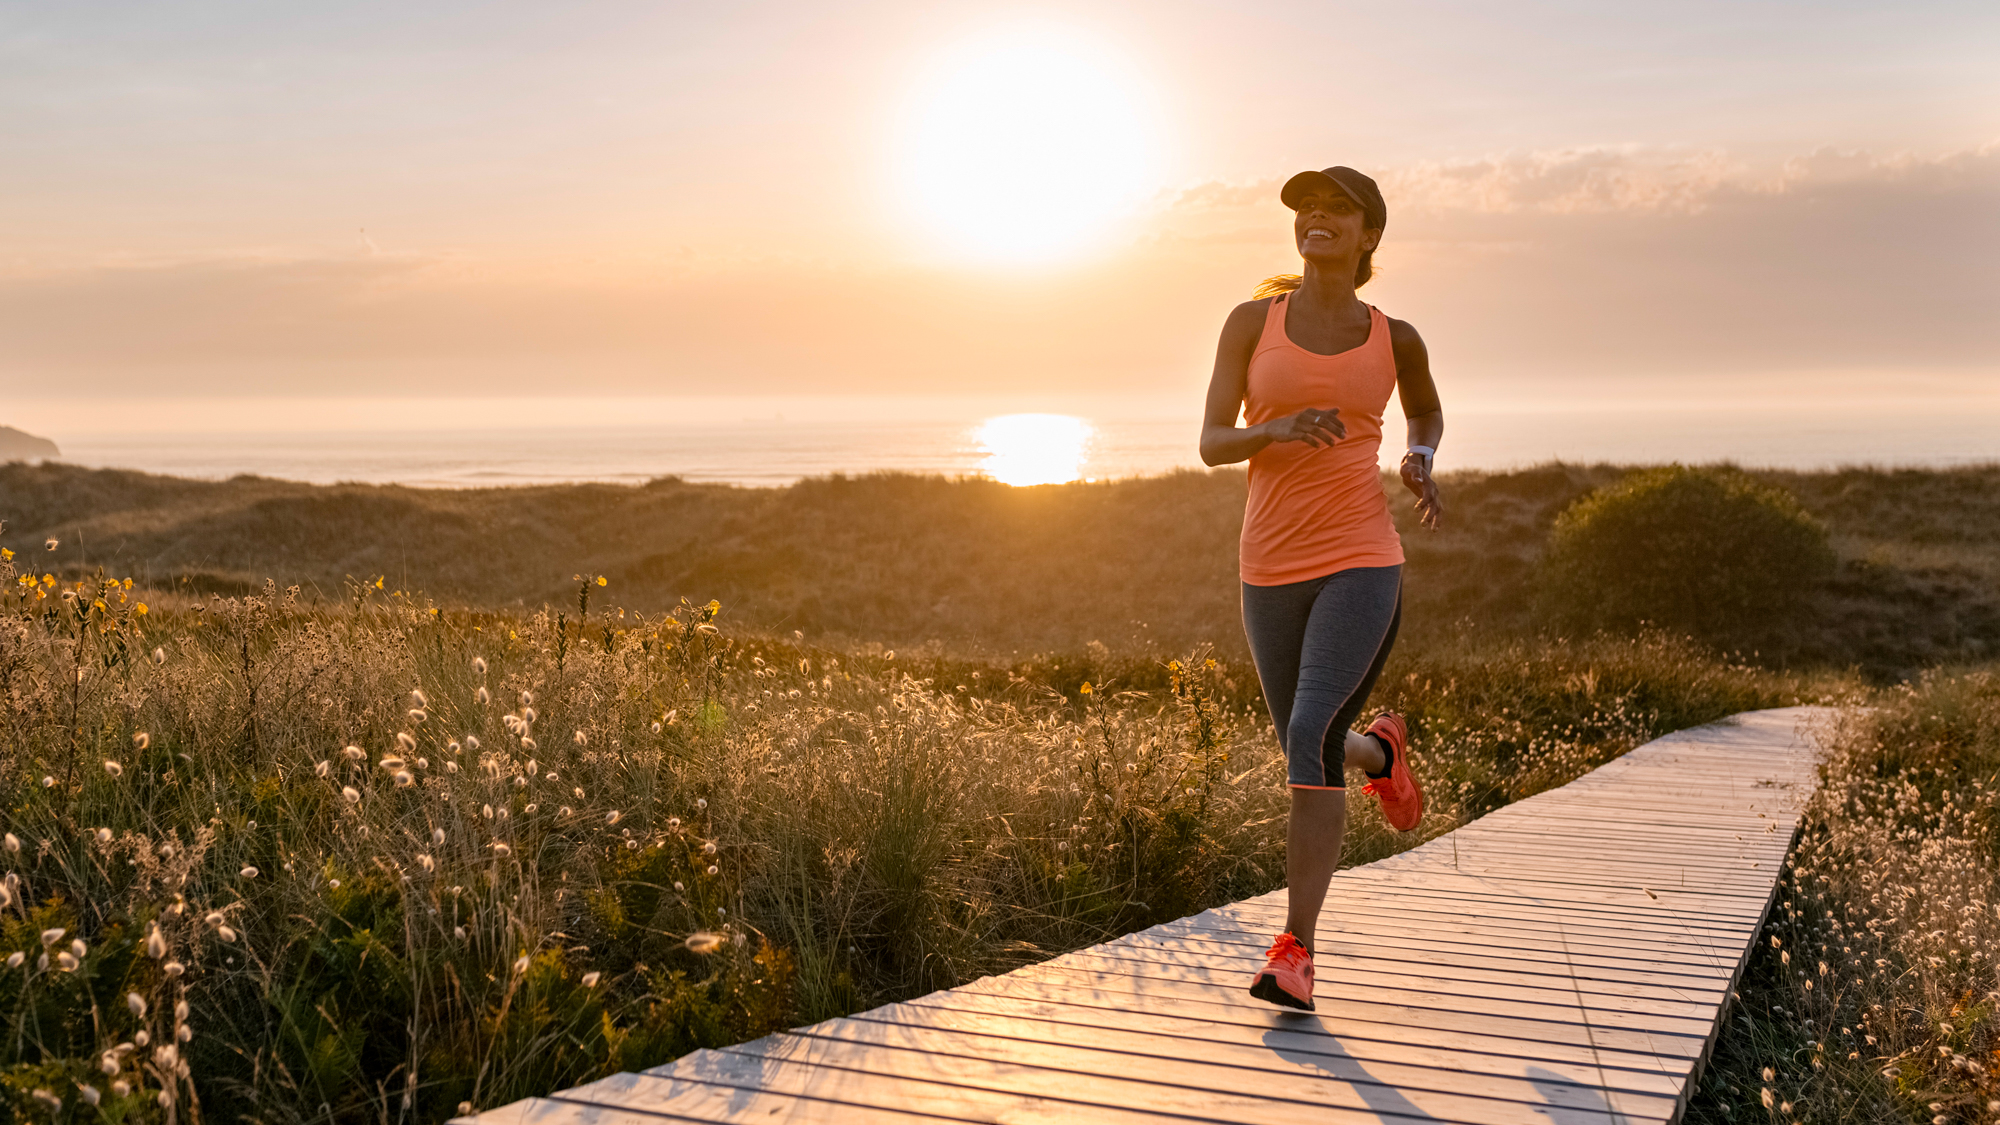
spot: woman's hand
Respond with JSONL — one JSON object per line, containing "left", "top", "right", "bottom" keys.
{"left": 1400, "top": 452, "right": 1442, "bottom": 530}
{"left": 1262, "top": 407, "right": 1346, "bottom": 448}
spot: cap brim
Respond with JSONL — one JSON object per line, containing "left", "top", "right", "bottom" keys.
{"left": 1280, "top": 170, "right": 1342, "bottom": 211}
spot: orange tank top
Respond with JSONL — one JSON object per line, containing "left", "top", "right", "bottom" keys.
{"left": 1239, "top": 294, "right": 1404, "bottom": 585}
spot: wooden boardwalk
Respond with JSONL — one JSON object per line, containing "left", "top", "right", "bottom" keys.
{"left": 463, "top": 706, "right": 1831, "bottom": 1125}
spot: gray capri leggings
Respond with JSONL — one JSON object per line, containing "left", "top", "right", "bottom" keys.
{"left": 1241, "top": 564, "right": 1402, "bottom": 789}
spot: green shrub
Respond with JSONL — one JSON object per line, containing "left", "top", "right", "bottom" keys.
{"left": 1538, "top": 464, "right": 1835, "bottom": 647}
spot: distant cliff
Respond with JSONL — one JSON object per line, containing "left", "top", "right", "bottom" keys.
{"left": 0, "top": 426, "right": 60, "bottom": 462}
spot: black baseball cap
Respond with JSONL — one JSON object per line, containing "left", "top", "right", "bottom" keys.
{"left": 1280, "top": 166, "right": 1386, "bottom": 231}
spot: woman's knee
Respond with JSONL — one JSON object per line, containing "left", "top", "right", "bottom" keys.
{"left": 1286, "top": 711, "right": 1346, "bottom": 781}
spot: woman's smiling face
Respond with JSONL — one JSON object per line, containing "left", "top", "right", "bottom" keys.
{"left": 1292, "top": 188, "right": 1379, "bottom": 266}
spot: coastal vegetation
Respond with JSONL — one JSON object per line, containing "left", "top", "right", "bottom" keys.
{"left": 0, "top": 461, "right": 1993, "bottom": 1122}
{"left": 4, "top": 460, "right": 1997, "bottom": 677}
{"left": 1538, "top": 464, "right": 1837, "bottom": 648}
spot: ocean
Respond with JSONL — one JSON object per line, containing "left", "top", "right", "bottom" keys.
{"left": 24, "top": 393, "right": 2000, "bottom": 489}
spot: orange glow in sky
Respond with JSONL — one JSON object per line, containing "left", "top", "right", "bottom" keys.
{"left": 0, "top": 3, "right": 1991, "bottom": 413}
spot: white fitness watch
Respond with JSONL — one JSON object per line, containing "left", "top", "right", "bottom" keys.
{"left": 1406, "top": 444, "right": 1435, "bottom": 475}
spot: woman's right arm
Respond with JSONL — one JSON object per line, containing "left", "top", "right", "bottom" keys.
{"left": 1200, "top": 300, "right": 1344, "bottom": 466}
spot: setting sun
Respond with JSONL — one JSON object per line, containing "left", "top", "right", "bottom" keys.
{"left": 974, "top": 413, "right": 1093, "bottom": 485}
{"left": 896, "top": 30, "right": 1160, "bottom": 264}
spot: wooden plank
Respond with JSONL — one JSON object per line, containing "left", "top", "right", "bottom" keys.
{"left": 1209, "top": 900, "right": 1755, "bottom": 960}
{"left": 469, "top": 705, "right": 1831, "bottom": 1125}
{"left": 454, "top": 1096, "right": 721, "bottom": 1125}
{"left": 1383, "top": 858, "right": 1779, "bottom": 893}
{"left": 561, "top": 1065, "right": 1210, "bottom": 1125}
{"left": 1081, "top": 934, "right": 1729, "bottom": 1004}
{"left": 1508, "top": 795, "right": 1804, "bottom": 821}
{"left": 1226, "top": 882, "right": 1768, "bottom": 935}
{"left": 961, "top": 967, "right": 1713, "bottom": 1059}
{"left": 893, "top": 988, "right": 1692, "bottom": 1093}
{"left": 1257, "top": 872, "right": 1776, "bottom": 921}
{"left": 762, "top": 1006, "right": 1680, "bottom": 1123}
{"left": 1402, "top": 840, "right": 1791, "bottom": 871}
{"left": 1002, "top": 960, "right": 1719, "bottom": 1040}
{"left": 1416, "top": 825, "right": 1797, "bottom": 855}
{"left": 1159, "top": 913, "right": 1745, "bottom": 975}
{"left": 946, "top": 962, "right": 1717, "bottom": 1061}
{"left": 1108, "top": 928, "right": 1736, "bottom": 989}
{"left": 1375, "top": 851, "right": 1782, "bottom": 890}
{"left": 1017, "top": 951, "right": 1721, "bottom": 1030}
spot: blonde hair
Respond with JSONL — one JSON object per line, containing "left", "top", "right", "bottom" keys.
{"left": 1253, "top": 275, "right": 1302, "bottom": 299}
{"left": 1253, "top": 251, "right": 1377, "bottom": 298}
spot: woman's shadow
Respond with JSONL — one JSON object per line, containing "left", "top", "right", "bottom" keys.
{"left": 1260, "top": 1019, "right": 1625, "bottom": 1124}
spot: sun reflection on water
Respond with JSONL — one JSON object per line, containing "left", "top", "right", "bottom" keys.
{"left": 974, "top": 414, "right": 1093, "bottom": 486}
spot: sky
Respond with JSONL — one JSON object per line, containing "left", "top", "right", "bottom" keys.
{"left": 2, "top": 0, "right": 1996, "bottom": 422}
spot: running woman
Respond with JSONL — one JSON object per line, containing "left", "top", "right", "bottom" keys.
{"left": 1199, "top": 166, "right": 1443, "bottom": 1012}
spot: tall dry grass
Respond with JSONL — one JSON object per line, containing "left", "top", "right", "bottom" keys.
{"left": 0, "top": 541, "right": 1838, "bottom": 1122}
{"left": 1688, "top": 669, "right": 2000, "bottom": 1124}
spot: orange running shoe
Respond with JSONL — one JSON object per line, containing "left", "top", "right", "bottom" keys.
{"left": 1248, "top": 932, "right": 1315, "bottom": 1011}
{"left": 1360, "top": 712, "right": 1424, "bottom": 831}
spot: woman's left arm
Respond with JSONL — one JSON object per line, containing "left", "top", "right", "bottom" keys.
{"left": 1389, "top": 318, "right": 1444, "bottom": 530}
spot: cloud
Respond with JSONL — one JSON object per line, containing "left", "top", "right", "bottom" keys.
{"left": 0, "top": 145, "right": 1992, "bottom": 400}
{"left": 1157, "top": 145, "right": 2000, "bottom": 382}
{"left": 1386, "top": 147, "right": 1740, "bottom": 215}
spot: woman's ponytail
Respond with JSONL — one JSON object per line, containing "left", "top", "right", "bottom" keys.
{"left": 1253, "top": 252, "right": 1375, "bottom": 299}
